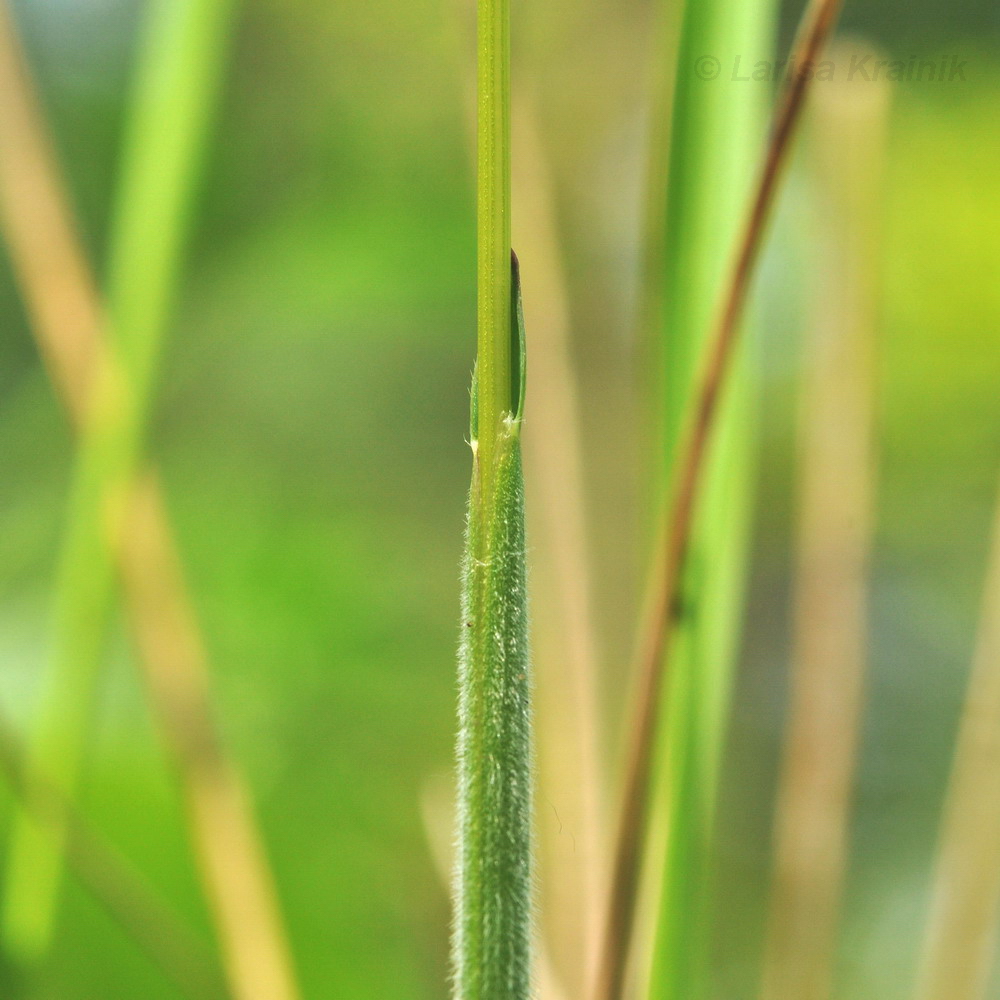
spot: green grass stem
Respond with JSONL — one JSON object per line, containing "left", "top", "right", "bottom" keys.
{"left": 475, "top": 0, "right": 512, "bottom": 503}
{"left": 453, "top": 256, "right": 531, "bottom": 1000}
{"left": 649, "top": 2, "right": 774, "bottom": 997}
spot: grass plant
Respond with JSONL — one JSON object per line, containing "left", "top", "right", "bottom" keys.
{"left": 452, "top": 1, "right": 533, "bottom": 995}
{"left": 647, "top": 0, "right": 773, "bottom": 992}
{"left": 0, "top": 7, "right": 300, "bottom": 998}
{"left": 0, "top": 0, "right": 995, "bottom": 997}
{"left": 2, "top": 0, "right": 239, "bottom": 962}
{"left": 595, "top": 2, "right": 845, "bottom": 997}
{"left": 454, "top": 253, "right": 530, "bottom": 1000}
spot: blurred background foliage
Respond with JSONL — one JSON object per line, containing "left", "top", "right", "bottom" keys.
{"left": 0, "top": 0, "right": 997, "bottom": 996}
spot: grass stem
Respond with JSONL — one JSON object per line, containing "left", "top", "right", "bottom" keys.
{"left": 475, "top": 0, "right": 512, "bottom": 501}
{"left": 594, "top": 2, "right": 845, "bottom": 996}
{"left": 454, "top": 250, "right": 531, "bottom": 999}
{"left": 645, "top": 0, "right": 773, "bottom": 991}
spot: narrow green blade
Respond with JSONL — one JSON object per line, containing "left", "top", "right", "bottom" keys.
{"left": 649, "top": 2, "right": 774, "bottom": 997}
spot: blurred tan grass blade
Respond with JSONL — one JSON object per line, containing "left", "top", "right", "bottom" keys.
{"left": 0, "top": 7, "right": 300, "bottom": 999}
{"left": 513, "top": 91, "right": 606, "bottom": 999}
{"left": 759, "top": 42, "right": 889, "bottom": 1000}
{"left": 0, "top": 8, "right": 96, "bottom": 411}
{"left": 0, "top": 710, "right": 228, "bottom": 1000}
{"left": 914, "top": 484, "right": 1000, "bottom": 1000}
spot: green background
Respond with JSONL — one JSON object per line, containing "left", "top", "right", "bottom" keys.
{"left": 0, "top": 0, "right": 998, "bottom": 995}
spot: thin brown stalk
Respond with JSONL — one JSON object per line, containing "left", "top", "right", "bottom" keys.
{"left": 0, "top": 8, "right": 299, "bottom": 999}
{"left": 593, "top": 1, "right": 845, "bottom": 996}
{"left": 513, "top": 91, "right": 606, "bottom": 998}
{"left": 0, "top": 710, "right": 227, "bottom": 1000}
{"left": 760, "top": 45, "right": 887, "bottom": 1000}
{"left": 913, "top": 483, "right": 1000, "bottom": 1000}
